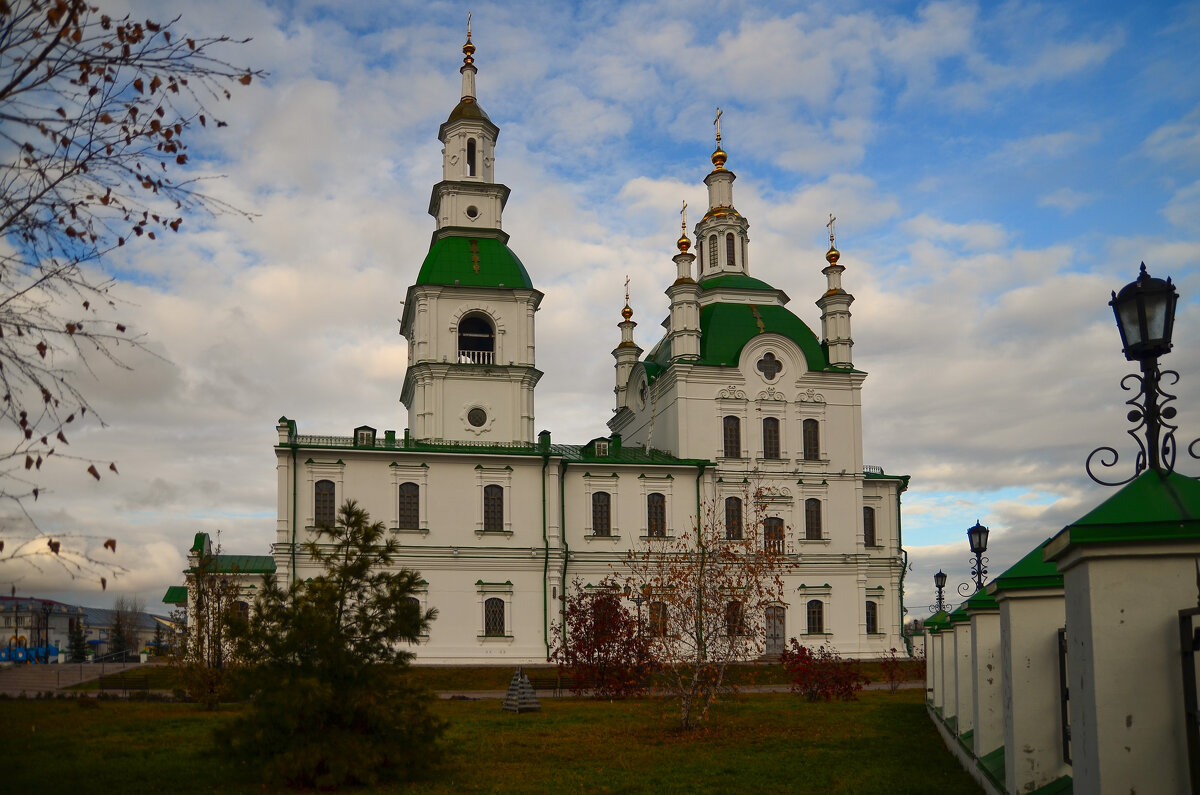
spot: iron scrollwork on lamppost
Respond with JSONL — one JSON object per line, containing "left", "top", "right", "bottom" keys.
{"left": 930, "top": 570, "right": 950, "bottom": 614}
{"left": 1087, "top": 262, "right": 1197, "bottom": 485}
{"left": 957, "top": 520, "right": 990, "bottom": 598}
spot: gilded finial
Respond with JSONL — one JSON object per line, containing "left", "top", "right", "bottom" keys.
{"left": 825, "top": 212, "right": 840, "bottom": 265}
{"left": 711, "top": 107, "right": 727, "bottom": 169}
{"left": 677, "top": 200, "right": 691, "bottom": 252}
{"left": 622, "top": 275, "right": 633, "bottom": 320}
{"left": 463, "top": 11, "right": 475, "bottom": 64}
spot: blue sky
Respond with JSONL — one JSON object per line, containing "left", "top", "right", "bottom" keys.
{"left": 8, "top": 0, "right": 1198, "bottom": 617}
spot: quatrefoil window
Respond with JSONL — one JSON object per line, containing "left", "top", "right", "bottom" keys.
{"left": 756, "top": 352, "right": 782, "bottom": 381}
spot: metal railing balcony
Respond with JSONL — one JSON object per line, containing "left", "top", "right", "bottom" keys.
{"left": 457, "top": 349, "right": 494, "bottom": 364}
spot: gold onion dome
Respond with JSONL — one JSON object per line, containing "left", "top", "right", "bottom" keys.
{"left": 826, "top": 246, "right": 840, "bottom": 265}
{"left": 711, "top": 146, "right": 727, "bottom": 169}
{"left": 677, "top": 232, "right": 691, "bottom": 252}
{"left": 621, "top": 303, "right": 633, "bottom": 320}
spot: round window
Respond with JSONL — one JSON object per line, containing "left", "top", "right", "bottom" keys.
{"left": 468, "top": 408, "right": 487, "bottom": 427}
{"left": 465, "top": 205, "right": 479, "bottom": 219}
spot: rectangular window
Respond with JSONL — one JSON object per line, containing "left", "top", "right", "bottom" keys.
{"left": 725, "top": 497, "right": 743, "bottom": 540}
{"left": 483, "top": 485, "right": 504, "bottom": 532}
{"left": 314, "top": 480, "right": 336, "bottom": 527}
{"left": 725, "top": 600, "right": 746, "bottom": 636}
{"left": 723, "top": 415, "right": 741, "bottom": 458}
{"left": 398, "top": 482, "right": 420, "bottom": 530}
{"left": 484, "top": 597, "right": 505, "bottom": 636}
{"left": 807, "top": 600, "right": 824, "bottom": 634}
{"left": 765, "top": 517, "right": 784, "bottom": 554}
{"left": 866, "top": 600, "right": 878, "bottom": 634}
{"left": 647, "top": 493, "right": 666, "bottom": 537}
{"left": 592, "top": 491, "right": 611, "bottom": 537}
{"left": 863, "top": 507, "right": 877, "bottom": 547}
{"left": 594, "top": 440, "right": 609, "bottom": 457}
{"left": 802, "top": 419, "right": 820, "bottom": 461}
{"left": 649, "top": 601, "right": 668, "bottom": 637}
{"left": 804, "top": 498, "right": 822, "bottom": 540}
{"left": 763, "top": 417, "right": 780, "bottom": 459}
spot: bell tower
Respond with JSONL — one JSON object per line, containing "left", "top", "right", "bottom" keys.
{"left": 400, "top": 25, "right": 543, "bottom": 444}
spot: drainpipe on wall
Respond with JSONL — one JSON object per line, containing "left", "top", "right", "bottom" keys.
{"left": 896, "top": 484, "right": 911, "bottom": 655}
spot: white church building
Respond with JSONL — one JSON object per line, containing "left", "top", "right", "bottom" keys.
{"left": 250, "top": 33, "right": 910, "bottom": 664}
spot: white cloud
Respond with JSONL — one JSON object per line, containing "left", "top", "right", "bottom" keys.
{"left": 1038, "top": 187, "right": 1096, "bottom": 213}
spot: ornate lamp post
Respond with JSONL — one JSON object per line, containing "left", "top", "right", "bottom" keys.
{"left": 956, "top": 520, "right": 990, "bottom": 597}
{"left": 1088, "top": 263, "right": 1196, "bottom": 484}
{"left": 623, "top": 584, "right": 647, "bottom": 642}
{"left": 930, "top": 570, "right": 949, "bottom": 613}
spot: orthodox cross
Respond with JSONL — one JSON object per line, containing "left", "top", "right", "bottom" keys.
{"left": 624, "top": 275, "right": 630, "bottom": 304}
{"left": 827, "top": 213, "right": 837, "bottom": 247}
{"left": 714, "top": 107, "right": 723, "bottom": 146}
{"left": 680, "top": 200, "right": 687, "bottom": 235}
{"left": 467, "top": 11, "right": 472, "bottom": 40}
{"left": 469, "top": 239, "right": 481, "bottom": 273}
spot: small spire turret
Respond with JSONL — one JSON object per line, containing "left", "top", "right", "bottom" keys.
{"left": 817, "top": 213, "right": 854, "bottom": 367}
{"left": 460, "top": 12, "right": 477, "bottom": 102}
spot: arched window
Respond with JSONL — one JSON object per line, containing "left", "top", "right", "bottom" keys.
{"left": 725, "top": 497, "right": 743, "bottom": 540}
{"left": 592, "top": 491, "right": 611, "bottom": 537}
{"left": 398, "top": 482, "right": 419, "bottom": 530}
{"left": 233, "top": 601, "right": 250, "bottom": 622}
{"left": 708, "top": 235, "right": 718, "bottom": 269}
{"left": 458, "top": 314, "right": 495, "bottom": 364}
{"left": 466, "top": 138, "right": 477, "bottom": 177}
{"left": 865, "top": 600, "right": 878, "bottom": 634}
{"left": 802, "top": 418, "right": 820, "bottom": 460}
{"left": 725, "top": 600, "right": 746, "bottom": 636}
{"left": 763, "top": 417, "right": 780, "bottom": 459}
{"left": 314, "top": 479, "right": 335, "bottom": 527}
{"left": 483, "top": 484, "right": 504, "bottom": 532}
{"left": 647, "top": 492, "right": 666, "bottom": 537}
{"left": 723, "top": 415, "right": 741, "bottom": 458}
{"left": 484, "top": 597, "right": 505, "bottom": 636}
{"left": 863, "top": 507, "right": 876, "bottom": 547}
{"left": 807, "top": 599, "right": 824, "bottom": 634}
{"left": 765, "top": 517, "right": 785, "bottom": 554}
{"left": 805, "top": 498, "right": 822, "bottom": 540}
{"left": 726, "top": 232, "right": 736, "bottom": 269}
{"left": 649, "top": 601, "right": 668, "bottom": 637}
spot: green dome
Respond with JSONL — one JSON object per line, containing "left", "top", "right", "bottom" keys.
{"left": 697, "top": 274, "right": 777, "bottom": 291}
{"left": 415, "top": 236, "right": 533, "bottom": 289}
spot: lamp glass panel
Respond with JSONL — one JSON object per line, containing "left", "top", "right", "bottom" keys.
{"left": 1117, "top": 301, "right": 1143, "bottom": 347}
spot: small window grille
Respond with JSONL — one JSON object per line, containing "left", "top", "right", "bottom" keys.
{"left": 356, "top": 429, "right": 374, "bottom": 446}
{"left": 484, "top": 597, "right": 505, "bottom": 636}
{"left": 483, "top": 485, "right": 504, "bottom": 532}
{"left": 399, "top": 482, "right": 420, "bottom": 530}
{"left": 592, "top": 491, "right": 611, "bottom": 537}
{"left": 708, "top": 235, "right": 718, "bottom": 268}
{"left": 726, "top": 232, "right": 736, "bottom": 269}
{"left": 594, "top": 441, "right": 609, "bottom": 457}
{"left": 647, "top": 493, "right": 666, "bottom": 537}
{"left": 314, "top": 480, "right": 336, "bottom": 527}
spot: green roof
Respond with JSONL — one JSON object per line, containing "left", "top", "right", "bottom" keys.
{"left": 964, "top": 589, "right": 998, "bottom": 612}
{"left": 925, "top": 610, "right": 950, "bottom": 631}
{"left": 947, "top": 606, "right": 971, "bottom": 623}
{"left": 698, "top": 274, "right": 778, "bottom": 292}
{"left": 190, "top": 532, "right": 207, "bottom": 553}
{"left": 987, "top": 538, "right": 1063, "bottom": 594}
{"left": 1045, "top": 470, "right": 1200, "bottom": 559}
{"left": 415, "top": 236, "right": 533, "bottom": 289}
{"left": 162, "top": 586, "right": 187, "bottom": 605}
{"left": 192, "top": 554, "right": 276, "bottom": 575}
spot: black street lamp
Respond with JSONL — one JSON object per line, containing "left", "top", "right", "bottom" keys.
{"left": 1088, "top": 263, "right": 1196, "bottom": 484}
{"left": 930, "top": 570, "right": 949, "bottom": 614}
{"left": 624, "top": 584, "right": 647, "bottom": 643}
{"left": 957, "top": 521, "right": 990, "bottom": 597}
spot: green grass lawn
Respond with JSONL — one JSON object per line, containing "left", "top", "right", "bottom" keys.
{"left": 0, "top": 688, "right": 976, "bottom": 793}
